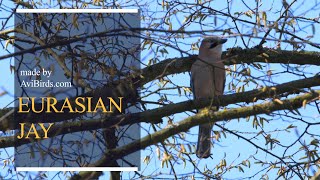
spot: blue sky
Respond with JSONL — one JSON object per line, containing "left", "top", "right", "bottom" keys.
{"left": 1, "top": 0, "right": 320, "bottom": 179}
{"left": 137, "top": 1, "right": 319, "bottom": 178}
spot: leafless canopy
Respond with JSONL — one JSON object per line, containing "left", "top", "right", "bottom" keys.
{"left": 0, "top": 0, "right": 319, "bottom": 179}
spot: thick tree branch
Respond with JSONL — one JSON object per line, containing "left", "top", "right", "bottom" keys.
{"left": 138, "top": 48, "right": 320, "bottom": 86}
{"left": 0, "top": 75, "right": 319, "bottom": 148}
{"left": 81, "top": 90, "right": 320, "bottom": 170}
{"left": 1, "top": 48, "right": 319, "bottom": 131}
{"left": 75, "top": 89, "right": 320, "bottom": 179}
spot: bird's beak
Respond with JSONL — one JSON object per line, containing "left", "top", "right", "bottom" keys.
{"left": 219, "top": 39, "right": 228, "bottom": 44}
{"left": 208, "top": 39, "right": 228, "bottom": 49}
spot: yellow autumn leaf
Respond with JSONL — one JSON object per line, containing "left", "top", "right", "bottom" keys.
{"left": 302, "top": 99, "right": 308, "bottom": 108}
{"left": 274, "top": 99, "right": 283, "bottom": 105}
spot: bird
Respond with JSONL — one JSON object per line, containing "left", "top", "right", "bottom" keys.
{"left": 190, "top": 36, "right": 227, "bottom": 158}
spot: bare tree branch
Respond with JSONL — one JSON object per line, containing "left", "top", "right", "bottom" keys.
{"left": 0, "top": 74, "right": 319, "bottom": 148}
{"left": 73, "top": 90, "right": 319, "bottom": 179}
{"left": 1, "top": 49, "right": 319, "bottom": 131}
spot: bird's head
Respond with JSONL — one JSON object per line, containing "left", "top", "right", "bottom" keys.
{"left": 199, "top": 36, "right": 227, "bottom": 59}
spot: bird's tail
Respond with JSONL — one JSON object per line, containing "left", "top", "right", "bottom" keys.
{"left": 196, "top": 122, "right": 214, "bottom": 158}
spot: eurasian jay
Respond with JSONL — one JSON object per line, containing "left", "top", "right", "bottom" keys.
{"left": 191, "top": 36, "right": 227, "bottom": 158}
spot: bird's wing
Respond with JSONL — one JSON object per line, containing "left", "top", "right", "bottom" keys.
{"left": 191, "top": 61, "right": 215, "bottom": 99}
{"left": 190, "top": 72, "right": 195, "bottom": 99}
{"left": 213, "top": 62, "right": 226, "bottom": 96}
